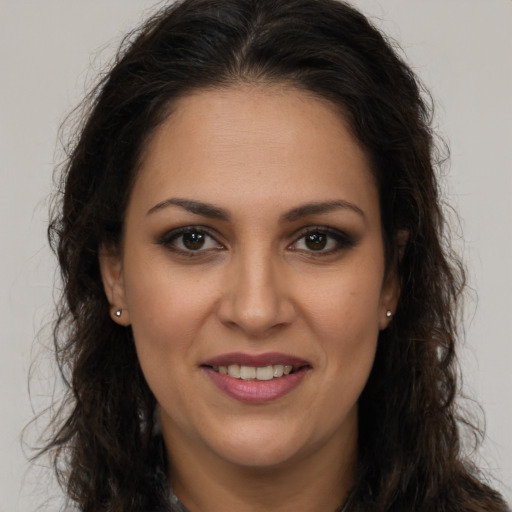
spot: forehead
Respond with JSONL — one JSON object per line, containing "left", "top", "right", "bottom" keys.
{"left": 131, "top": 85, "right": 378, "bottom": 219}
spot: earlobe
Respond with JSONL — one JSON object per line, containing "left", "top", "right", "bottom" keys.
{"left": 379, "top": 271, "right": 400, "bottom": 330}
{"left": 379, "top": 230, "right": 408, "bottom": 330}
{"left": 99, "top": 245, "right": 131, "bottom": 326}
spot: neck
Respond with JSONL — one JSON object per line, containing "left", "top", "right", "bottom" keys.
{"left": 164, "top": 424, "right": 357, "bottom": 512}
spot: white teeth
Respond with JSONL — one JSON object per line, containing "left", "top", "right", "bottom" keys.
{"left": 240, "top": 366, "right": 256, "bottom": 380}
{"left": 273, "top": 365, "right": 284, "bottom": 378}
{"left": 256, "top": 366, "right": 274, "bottom": 381}
{"left": 227, "top": 364, "right": 241, "bottom": 378}
{"left": 216, "top": 363, "right": 299, "bottom": 380}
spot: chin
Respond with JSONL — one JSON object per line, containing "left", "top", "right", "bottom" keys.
{"left": 219, "top": 443, "right": 303, "bottom": 470}
{"left": 205, "top": 420, "right": 315, "bottom": 469}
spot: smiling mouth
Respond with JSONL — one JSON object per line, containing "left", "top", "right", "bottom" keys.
{"left": 206, "top": 364, "right": 308, "bottom": 381}
{"left": 202, "top": 355, "right": 311, "bottom": 402}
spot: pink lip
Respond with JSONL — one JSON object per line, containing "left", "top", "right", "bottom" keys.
{"left": 201, "top": 352, "right": 311, "bottom": 404}
{"left": 203, "top": 367, "right": 309, "bottom": 403}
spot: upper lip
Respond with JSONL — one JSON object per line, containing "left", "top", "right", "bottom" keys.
{"left": 201, "top": 352, "right": 311, "bottom": 369}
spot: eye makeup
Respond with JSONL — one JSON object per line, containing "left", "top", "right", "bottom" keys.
{"left": 288, "top": 226, "right": 358, "bottom": 257}
{"left": 155, "top": 223, "right": 358, "bottom": 261}
{"left": 155, "top": 226, "right": 225, "bottom": 257}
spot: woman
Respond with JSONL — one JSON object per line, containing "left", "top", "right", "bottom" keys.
{"left": 42, "top": 0, "right": 509, "bottom": 510}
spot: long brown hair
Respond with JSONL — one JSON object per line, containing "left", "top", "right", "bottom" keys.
{"left": 42, "top": 0, "right": 507, "bottom": 510}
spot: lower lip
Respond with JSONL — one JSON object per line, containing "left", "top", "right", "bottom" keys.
{"left": 203, "top": 367, "right": 309, "bottom": 403}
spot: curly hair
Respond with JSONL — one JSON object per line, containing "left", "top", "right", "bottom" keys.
{"left": 42, "top": 0, "right": 507, "bottom": 510}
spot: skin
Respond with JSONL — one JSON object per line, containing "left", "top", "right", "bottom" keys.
{"left": 100, "top": 86, "right": 400, "bottom": 512}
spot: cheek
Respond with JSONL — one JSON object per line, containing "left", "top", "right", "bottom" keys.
{"left": 123, "top": 254, "right": 219, "bottom": 362}
{"left": 298, "top": 262, "right": 383, "bottom": 374}
{"left": 302, "top": 264, "right": 383, "bottom": 331}
{"left": 312, "top": 284, "right": 380, "bottom": 416}
{"left": 123, "top": 264, "right": 218, "bottom": 419}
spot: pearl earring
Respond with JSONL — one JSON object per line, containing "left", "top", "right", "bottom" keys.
{"left": 115, "top": 309, "right": 122, "bottom": 317}
{"left": 386, "top": 310, "right": 393, "bottom": 319}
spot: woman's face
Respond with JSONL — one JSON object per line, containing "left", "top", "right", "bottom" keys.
{"left": 101, "top": 86, "right": 398, "bottom": 473}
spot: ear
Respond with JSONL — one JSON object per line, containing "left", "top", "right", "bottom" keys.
{"left": 99, "top": 245, "right": 131, "bottom": 326}
{"left": 378, "top": 230, "right": 408, "bottom": 330}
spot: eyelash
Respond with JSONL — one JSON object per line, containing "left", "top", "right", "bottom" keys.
{"left": 156, "top": 226, "right": 356, "bottom": 257}
{"left": 156, "top": 226, "right": 223, "bottom": 256}
{"left": 288, "top": 227, "right": 356, "bottom": 256}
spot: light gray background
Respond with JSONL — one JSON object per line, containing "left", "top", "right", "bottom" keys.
{"left": 1, "top": 0, "right": 510, "bottom": 510}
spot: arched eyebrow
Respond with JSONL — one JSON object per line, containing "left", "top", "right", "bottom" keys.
{"left": 281, "top": 200, "right": 365, "bottom": 223}
{"left": 147, "top": 197, "right": 365, "bottom": 223}
{"left": 147, "top": 198, "right": 230, "bottom": 220}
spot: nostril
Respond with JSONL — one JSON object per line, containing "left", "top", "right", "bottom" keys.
{"left": 215, "top": 272, "right": 297, "bottom": 337}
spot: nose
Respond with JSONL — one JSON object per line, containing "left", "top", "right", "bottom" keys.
{"left": 216, "top": 249, "right": 296, "bottom": 337}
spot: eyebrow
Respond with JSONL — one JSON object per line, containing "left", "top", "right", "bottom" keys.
{"left": 147, "top": 198, "right": 231, "bottom": 220}
{"left": 281, "top": 200, "right": 366, "bottom": 223}
{"left": 147, "top": 197, "right": 365, "bottom": 223}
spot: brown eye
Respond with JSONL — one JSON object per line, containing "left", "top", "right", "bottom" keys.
{"left": 182, "top": 231, "right": 206, "bottom": 250}
{"left": 289, "top": 228, "right": 356, "bottom": 255}
{"left": 157, "top": 227, "right": 223, "bottom": 253}
{"left": 305, "top": 232, "right": 327, "bottom": 250}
